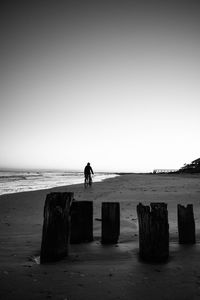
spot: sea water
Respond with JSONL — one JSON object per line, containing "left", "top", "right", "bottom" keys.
{"left": 0, "top": 170, "right": 118, "bottom": 195}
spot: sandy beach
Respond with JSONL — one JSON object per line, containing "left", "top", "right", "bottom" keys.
{"left": 1, "top": 173, "right": 200, "bottom": 300}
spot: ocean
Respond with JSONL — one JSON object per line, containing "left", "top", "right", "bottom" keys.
{"left": 0, "top": 170, "right": 118, "bottom": 195}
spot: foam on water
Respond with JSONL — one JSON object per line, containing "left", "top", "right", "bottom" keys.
{"left": 0, "top": 171, "right": 118, "bottom": 195}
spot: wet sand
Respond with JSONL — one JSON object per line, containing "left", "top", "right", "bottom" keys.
{"left": 1, "top": 173, "right": 200, "bottom": 300}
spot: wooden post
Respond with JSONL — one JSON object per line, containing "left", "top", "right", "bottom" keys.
{"left": 40, "top": 192, "right": 73, "bottom": 263}
{"left": 137, "top": 202, "right": 169, "bottom": 262}
{"left": 177, "top": 204, "right": 196, "bottom": 244}
{"left": 101, "top": 202, "right": 120, "bottom": 244}
{"left": 70, "top": 201, "right": 93, "bottom": 243}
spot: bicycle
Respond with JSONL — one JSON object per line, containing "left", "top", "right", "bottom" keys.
{"left": 84, "top": 174, "right": 92, "bottom": 188}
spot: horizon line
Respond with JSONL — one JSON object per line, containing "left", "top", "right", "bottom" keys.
{"left": 0, "top": 166, "right": 152, "bottom": 174}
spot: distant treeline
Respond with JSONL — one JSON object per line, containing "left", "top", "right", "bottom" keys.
{"left": 177, "top": 158, "right": 200, "bottom": 174}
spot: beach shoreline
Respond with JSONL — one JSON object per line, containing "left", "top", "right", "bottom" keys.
{"left": 1, "top": 173, "right": 200, "bottom": 299}
{"left": 0, "top": 170, "right": 119, "bottom": 196}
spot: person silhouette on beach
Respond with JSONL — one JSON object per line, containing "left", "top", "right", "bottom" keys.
{"left": 84, "top": 162, "right": 94, "bottom": 187}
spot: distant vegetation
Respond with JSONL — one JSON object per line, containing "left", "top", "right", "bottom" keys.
{"left": 178, "top": 158, "right": 200, "bottom": 173}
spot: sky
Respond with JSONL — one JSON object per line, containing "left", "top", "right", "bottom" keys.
{"left": 1, "top": 0, "right": 200, "bottom": 172}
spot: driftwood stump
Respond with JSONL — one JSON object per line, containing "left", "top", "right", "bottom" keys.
{"left": 70, "top": 201, "right": 93, "bottom": 243}
{"left": 137, "top": 202, "right": 169, "bottom": 262}
{"left": 40, "top": 192, "right": 73, "bottom": 263}
{"left": 101, "top": 202, "right": 120, "bottom": 244}
{"left": 177, "top": 204, "right": 196, "bottom": 244}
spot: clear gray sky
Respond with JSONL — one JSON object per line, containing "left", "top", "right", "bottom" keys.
{"left": 1, "top": 0, "right": 200, "bottom": 172}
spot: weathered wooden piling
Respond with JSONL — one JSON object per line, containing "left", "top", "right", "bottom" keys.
{"left": 101, "top": 202, "right": 120, "bottom": 244}
{"left": 177, "top": 204, "right": 196, "bottom": 244}
{"left": 70, "top": 201, "right": 93, "bottom": 243}
{"left": 40, "top": 192, "right": 73, "bottom": 263}
{"left": 137, "top": 202, "right": 169, "bottom": 262}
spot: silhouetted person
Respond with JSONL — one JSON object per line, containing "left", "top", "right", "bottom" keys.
{"left": 84, "top": 162, "right": 94, "bottom": 187}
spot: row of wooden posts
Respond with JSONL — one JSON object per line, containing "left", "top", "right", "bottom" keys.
{"left": 40, "top": 192, "right": 196, "bottom": 264}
